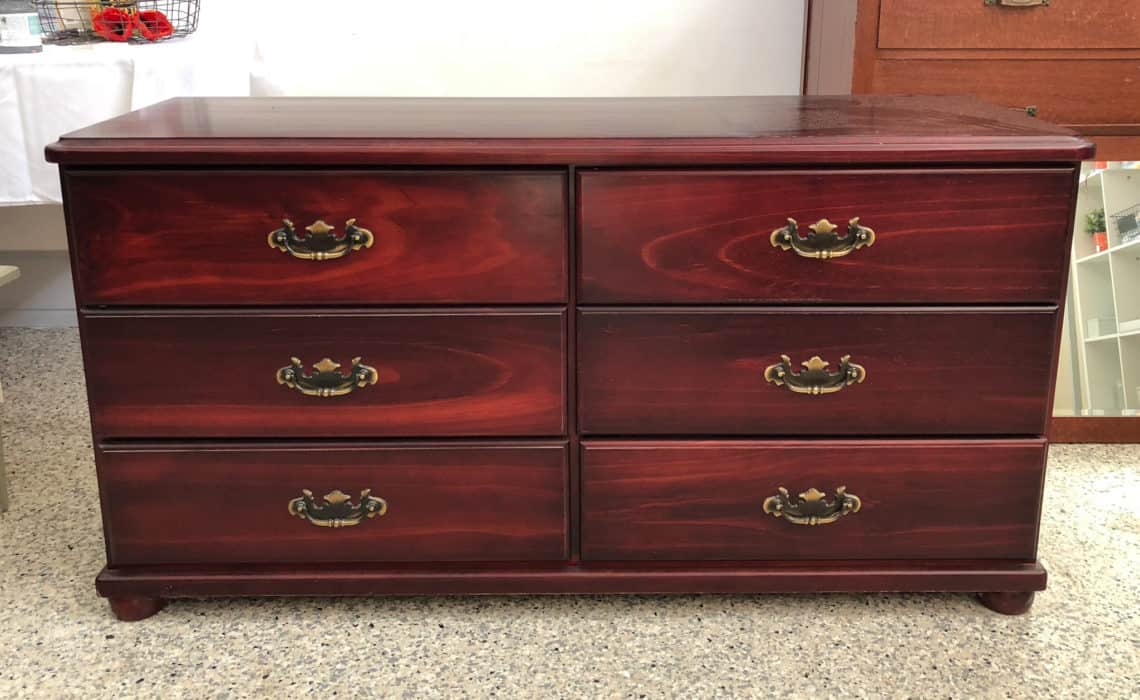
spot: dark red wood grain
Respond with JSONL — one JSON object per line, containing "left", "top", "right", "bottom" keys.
{"left": 98, "top": 442, "right": 568, "bottom": 565}
{"left": 65, "top": 170, "right": 567, "bottom": 306}
{"left": 580, "top": 439, "right": 1045, "bottom": 561}
{"left": 94, "top": 560, "right": 1048, "bottom": 598}
{"left": 45, "top": 96, "right": 1084, "bottom": 617}
{"left": 45, "top": 96, "right": 1093, "bottom": 165}
{"left": 578, "top": 308, "right": 1057, "bottom": 436}
{"left": 80, "top": 310, "right": 566, "bottom": 438}
{"left": 579, "top": 169, "right": 1075, "bottom": 303}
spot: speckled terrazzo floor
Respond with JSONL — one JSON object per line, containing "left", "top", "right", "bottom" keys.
{"left": 0, "top": 327, "right": 1137, "bottom": 699}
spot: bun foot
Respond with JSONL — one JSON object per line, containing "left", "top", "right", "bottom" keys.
{"left": 107, "top": 595, "right": 166, "bottom": 621}
{"left": 978, "top": 591, "right": 1035, "bottom": 615}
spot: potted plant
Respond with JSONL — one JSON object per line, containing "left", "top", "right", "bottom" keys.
{"left": 1086, "top": 208, "right": 1108, "bottom": 252}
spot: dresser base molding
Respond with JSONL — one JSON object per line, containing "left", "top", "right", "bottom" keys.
{"left": 96, "top": 561, "right": 1046, "bottom": 620}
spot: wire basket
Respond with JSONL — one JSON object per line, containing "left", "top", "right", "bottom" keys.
{"left": 34, "top": 0, "right": 198, "bottom": 44}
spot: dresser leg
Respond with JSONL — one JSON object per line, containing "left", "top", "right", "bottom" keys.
{"left": 107, "top": 596, "right": 166, "bottom": 621}
{"left": 978, "top": 591, "right": 1035, "bottom": 615}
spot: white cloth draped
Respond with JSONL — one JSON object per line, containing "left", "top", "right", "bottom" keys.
{"left": 0, "top": 34, "right": 250, "bottom": 205}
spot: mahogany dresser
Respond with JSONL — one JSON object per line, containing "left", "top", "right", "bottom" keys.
{"left": 46, "top": 96, "right": 1091, "bottom": 620}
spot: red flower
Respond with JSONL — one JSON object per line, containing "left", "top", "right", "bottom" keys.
{"left": 136, "top": 10, "right": 174, "bottom": 41}
{"left": 91, "top": 7, "right": 135, "bottom": 42}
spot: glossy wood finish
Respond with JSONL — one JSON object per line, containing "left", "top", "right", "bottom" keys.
{"left": 978, "top": 590, "right": 1036, "bottom": 615}
{"left": 107, "top": 596, "right": 166, "bottom": 622}
{"left": 94, "top": 560, "right": 1048, "bottom": 597}
{"left": 48, "top": 96, "right": 1083, "bottom": 616}
{"left": 579, "top": 308, "right": 1057, "bottom": 436}
{"left": 580, "top": 440, "right": 1046, "bottom": 561}
{"left": 579, "top": 169, "right": 1075, "bottom": 304}
{"left": 66, "top": 170, "right": 567, "bottom": 306}
{"left": 81, "top": 310, "right": 566, "bottom": 438}
{"left": 853, "top": 0, "right": 1135, "bottom": 149}
{"left": 99, "top": 443, "right": 568, "bottom": 565}
{"left": 871, "top": 59, "right": 1140, "bottom": 129}
{"left": 878, "top": 0, "right": 1140, "bottom": 50}
{"left": 44, "top": 96, "right": 1092, "bottom": 166}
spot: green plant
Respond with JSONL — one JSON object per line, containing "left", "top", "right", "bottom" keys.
{"left": 1085, "top": 208, "right": 1106, "bottom": 235}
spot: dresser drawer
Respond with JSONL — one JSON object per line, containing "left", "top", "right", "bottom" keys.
{"left": 579, "top": 308, "right": 1056, "bottom": 436}
{"left": 579, "top": 169, "right": 1074, "bottom": 303}
{"left": 877, "top": 0, "right": 1135, "bottom": 50}
{"left": 100, "top": 443, "right": 568, "bottom": 565}
{"left": 66, "top": 170, "right": 567, "bottom": 305}
{"left": 81, "top": 310, "right": 565, "bottom": 438}
{"left": 581, "top": 439, "right": 1045, "bottom": 561}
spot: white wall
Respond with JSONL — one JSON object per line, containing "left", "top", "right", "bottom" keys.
{"left": 0, "top": 0, "right": 807, "bottom": 327}
{"left": 247, "top": 1, "right": 805, "bottom": 97}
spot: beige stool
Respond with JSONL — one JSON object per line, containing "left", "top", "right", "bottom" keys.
{"left": 0, "top": 265, "right": 19, "bottom": 512}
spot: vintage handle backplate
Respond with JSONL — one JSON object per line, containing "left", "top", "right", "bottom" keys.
{"left": 770, "top": 217, "right": 875, "bottom": 260}
{"left": 288, "top": 489, "right": 388, "bottom": 528}
{"left": 763, "top": 355, "right": 866, "bottom": 395}
{"left": 268, "top": 218, "right": 374, "bottom": 260}
{"left": 276, "top": 356, "right": 378, "bottom": 397}
{"left": 763, "top": 486, "right": 861, "bottom": 526}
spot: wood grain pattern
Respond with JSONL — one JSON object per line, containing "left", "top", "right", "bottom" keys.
{"left": 580, "top": 439, "right": 1046, "bottom": 561}
{"left": 869, "top": 59, "right": 1140, "bottom": 129}
{"left": 81, "top": 310, "right": 566, "bottom": 438}
{"left": 44, "top": 96, "right": 1092, "bottom": 166}
{"left": 94, "top": 560, "right": 1048, "bottom": 597}
{"left": 579, "top": 308, "right": 1057, "bottom": 436}
{"left": 66, "top": 170, "right": 567, "bottom": 305}
{"left": 878, "top": 0, "right": 1140, "bottom": 50}
{"left": 579, "top": 169, "right": 1074, "bottom": 303}
{"left": 99, "top": 443, "right": 568, "bottom": 565}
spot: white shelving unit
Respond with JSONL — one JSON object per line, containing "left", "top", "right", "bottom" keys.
{"left": 1067, "top": 162, "right": 1140, "bottom": 416}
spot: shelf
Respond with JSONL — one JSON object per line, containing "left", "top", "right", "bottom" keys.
{"left": 1077, "top": 247, "right": 1112, "bottom": 264}
{"left": 1082, "top": 327, "right": 1140, "bottom": 346}
{"left": 1075, "top": 236, "right": 1140, "bottom": 263}
{"left": 1110, "top": 236, "right": 1140, "bottom": 257}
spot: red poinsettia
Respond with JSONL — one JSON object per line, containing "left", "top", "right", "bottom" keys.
{"left": 91, "top": 7, "right": 135, "bottom": 42}
{"left": 136, "top": 10, "right": 174, "bottom": 41}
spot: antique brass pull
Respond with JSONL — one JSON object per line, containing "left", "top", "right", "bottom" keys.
{"left": 268, "top": 218, "right": 374, "bottom": 260}
{"left": 770, "top": 217, "right": 875, "bottom": 260}
{"left": 763, "top": 355, "right": 866, "bottom": 395}
{"left": 276, "top": 356, "right": 378, "bottom": 397}
{"left": 288, "top": 489, "right": 388, "bottom": 528}
{"left": 763, "top": 486, "right": 861, "bottom": 526}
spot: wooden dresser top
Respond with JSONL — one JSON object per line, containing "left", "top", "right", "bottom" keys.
{"left": 46, "top": 95, "right": 1093, "bottom": 166}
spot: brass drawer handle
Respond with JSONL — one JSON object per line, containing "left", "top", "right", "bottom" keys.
{"left": 763, "top": 486, "right": 861, "bottom": 526}
{"left": 288, "top": 489, "right": 388, "bottom": 528}
{"left": 770, "top": 217, "right": 875, "bottom": 260}
{"left": 763, "top": 354, "right": 866, "bottom": 395}
{"left": 276, "top": 356, "right": 378, "bottom": 397}
{"left": 268, "top": 218, "right": 374, "bottom": 260}
{"left": 984, "top": 0, "right": 1048, "bottom": 7}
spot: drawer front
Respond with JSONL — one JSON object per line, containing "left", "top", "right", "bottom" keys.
{"left": 871, "top": 59, "right": 1140, "bottom": 128}
{"left": 877, "top": 0, "right": 1138, "bottom": 50}
{"left": 100, "top": 443, "right": 568, "bottom": 565}
{"left": 579, "top": 169, "right": 1074, "bottom": 303}
{"left": 579, "top": 309, "right": 1056, "bottom": 436}
{"left": 581, "top": 440, "right": 1045, "bottom": 561}
{"left": 66, "top": 170, "right": 567, "bottom": 305}
{"left": 82, "top": 311, "right": 565, "bottom": 438}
